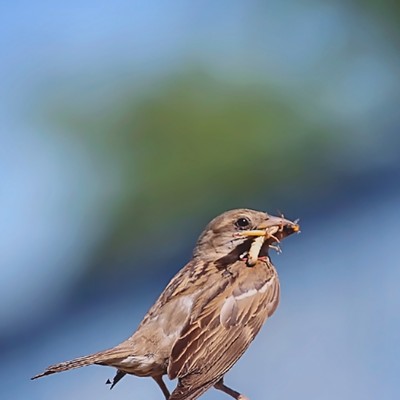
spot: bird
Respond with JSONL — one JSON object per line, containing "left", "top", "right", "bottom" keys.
{"left": 32, "top": 208, "right": 300, "bottom": 400}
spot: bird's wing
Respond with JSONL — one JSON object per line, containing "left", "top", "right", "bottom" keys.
{"left": 168, "top": 261, "right": 280, "bottom": 399}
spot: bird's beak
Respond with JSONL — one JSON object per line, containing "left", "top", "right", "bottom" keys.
{"left": 238, "top": 215, "right": 300, "bottom": 239}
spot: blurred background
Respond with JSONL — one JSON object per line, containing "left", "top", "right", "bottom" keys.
{"left": 1, "top": 1, "right": 399, "bottom": 399}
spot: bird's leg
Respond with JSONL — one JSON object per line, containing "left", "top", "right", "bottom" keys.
{"left": 152, "top": 375, "right": 170, "bottom": 400}
{"left": 214, "top": 377, "right": 249, "bottom": 400}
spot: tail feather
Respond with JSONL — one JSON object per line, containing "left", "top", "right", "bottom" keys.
{"left": 31, "top": 349, "right": 121, "bottom": 380}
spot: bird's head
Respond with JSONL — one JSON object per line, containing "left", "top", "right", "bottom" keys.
{"left": 194, "top": 208, "right": 300, "bottom": 266}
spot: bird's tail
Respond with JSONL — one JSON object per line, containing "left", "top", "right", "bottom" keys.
{"left": 31, "top": 348, "right": 123, "bottom": 380}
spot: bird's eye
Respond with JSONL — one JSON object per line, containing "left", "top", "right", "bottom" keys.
{"left": 235, "top": 217, "right": 250, "bottom": 229}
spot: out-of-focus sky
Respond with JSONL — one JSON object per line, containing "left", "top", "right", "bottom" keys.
{"left": 1, "top": 1, "right": 399, "bottom": 400}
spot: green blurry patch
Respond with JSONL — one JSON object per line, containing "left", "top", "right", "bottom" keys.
{"left": 43, "top": 70, "right": 339, "bottom": 273}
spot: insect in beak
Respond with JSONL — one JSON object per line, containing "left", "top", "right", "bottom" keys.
{"left": 236, "top": 216, "right": 300, "bottom": 266}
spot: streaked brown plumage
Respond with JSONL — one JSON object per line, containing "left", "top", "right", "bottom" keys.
{"left": 32, "top": 209, "right": 300, "bottom": 400}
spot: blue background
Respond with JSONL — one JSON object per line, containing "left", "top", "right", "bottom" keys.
{"left": 1, "top": 1, "right": 399, "bottom": 399}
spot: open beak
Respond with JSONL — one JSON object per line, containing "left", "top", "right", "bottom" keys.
{"left": 236, "top": 214, "right": 300, "bottom": 267}
{"left": 238, "top": 215, "right": 300, "bottom": 240}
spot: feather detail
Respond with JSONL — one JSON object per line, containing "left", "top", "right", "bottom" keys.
{"left": 167, "top": 258, "right": 280, "bottom": 391}
{"left": 31, "top": 351, "right": 108, "bottom": 379}
{"left": 31, "top": 347, "right": 136, "bottom": 380}
{"left": 31, "top": 208, "right": 298, "bottom": 400}
{"left": 169, "top": 378, "right": 216, "bottom": 400}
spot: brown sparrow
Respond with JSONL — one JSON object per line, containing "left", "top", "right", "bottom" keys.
{"left": 32, "top": 208, "right": 300, "bottom": 400}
